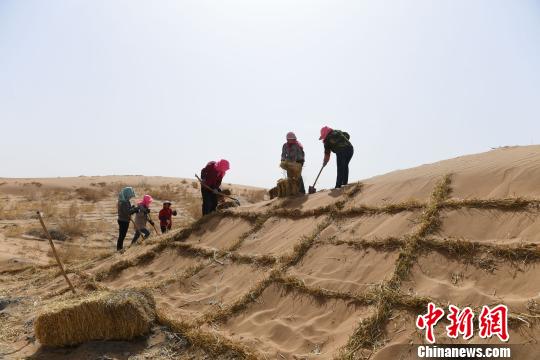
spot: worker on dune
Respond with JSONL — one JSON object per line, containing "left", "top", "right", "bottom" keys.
{"left": 116, "top": 186, "right": 138, "bottom": 251}
{"left": 320, "top": 126, "right": 354, "bottom": 188}
{"left": 200, "top": 159, "right": 230, "bottom": 215}
{"left": 158, "top": 201, "right": 177, "bottom": 233}
{"left": 132, "top": 194, "right": 155, "bottom": 245}
{"left": 280, "top": 131, "right": 306, "bottom": 195}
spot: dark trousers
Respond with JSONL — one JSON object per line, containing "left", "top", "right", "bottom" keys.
{"left": 335, "top": 146, "right": 354, "bottom": 188}
{"left": 161, "top": 225, "right": 171, "bottom": 234}
{"left": 117, "top": 220, "right": 130, "bottom": 251}
{"left": 132, "top": 228, "right": 150, "bottom": 244}
{"left": 201, "top": 188, "right": 218, "bottom": 215}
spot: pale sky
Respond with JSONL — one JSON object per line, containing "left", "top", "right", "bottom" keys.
{"left": 1, "top": 0, "right": 539, "bottom": 188}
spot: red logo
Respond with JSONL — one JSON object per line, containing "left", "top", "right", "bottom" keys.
{"left": 416, "top": 303, "right": 508, "bottom": 343}
{"left": 416, "top": 303, "right": 445, "bottom": 343}
{"left": 446, "top": 305, "right": 474, "bottom": 340}
{"left": 478, "top": 305, "right": 509, "bottom": 342}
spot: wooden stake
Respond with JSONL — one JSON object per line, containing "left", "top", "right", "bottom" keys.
{"left": 36, "top": 211, "right": 76, "bottom": 294}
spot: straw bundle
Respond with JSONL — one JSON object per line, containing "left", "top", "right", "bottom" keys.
{"left": 276, "top": 178, "right": 299, "bottom": 197}
{"left": 35, "top": 289, "right": 156, "bottom": 347}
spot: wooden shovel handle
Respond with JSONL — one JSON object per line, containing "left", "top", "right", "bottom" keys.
{"left": 195, "top": 174, "right": 240, "bottom": 205}
{"left": 312, "top": 164, "right": 325, "bottom": 188}
{"left": 37, "top": 211, "right": 76, "bottom": 294}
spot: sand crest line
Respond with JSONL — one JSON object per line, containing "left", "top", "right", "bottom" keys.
{"left": 25, "top": 174, "right": 540, "bottom": 358}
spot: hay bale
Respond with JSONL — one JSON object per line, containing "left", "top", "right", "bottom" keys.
{"left": 35, "top": 289, "right": 156, "bottom": 347}
{"left": 269, "top": 186, "right": 279, "bottom": 199}
{"left": 276, "top": 178, "right": 299, "bottom": 197}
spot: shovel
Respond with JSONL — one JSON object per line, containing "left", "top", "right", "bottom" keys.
{"left": 195, "top": 174, "right": 241, "bottom": 206}
{"left": 308, "top": 164, "right": 326, "bottom": 194}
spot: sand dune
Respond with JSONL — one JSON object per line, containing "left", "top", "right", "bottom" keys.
{"left": 2, "top": 146, "right": 540, "bottom": 358}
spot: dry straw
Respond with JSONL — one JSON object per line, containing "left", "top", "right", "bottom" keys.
{"left": 157, "top": 312, "right": 259, "bottom": 360}
{"left": 441, "top": 197, "right": 540, "bottom": 211}
{"left": 35, "top": 289, "right": 156, "bottom": 347}
{"left": 94, "top": 242, "right": 169, "bottom": 281}
{"left": 227, "top": 214, "right": 270, "bottom": 251}
{"left": 170, "top": 242, "right": 277, "bottom": 267}
{"left": 327, "top": 237, "right": 405, "bottom": 252}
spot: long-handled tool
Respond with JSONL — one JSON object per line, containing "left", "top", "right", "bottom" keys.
{"left": 308, "top": 164, "right": 326, "bottom": 194}
{"left": 148, "top": 213, "right": 159, "bottom": 235}
{"left": 37, "top": 211, "right": 76, "bottom": 294}
{"left": 195, "top": 174, "right": 240, "bottom": 206}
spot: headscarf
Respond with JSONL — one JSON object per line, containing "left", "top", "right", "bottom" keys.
{"left": 286, "top": 131, "right": 303, "bottom": 149}
{"left": 215, "top": 159, "right": 230, "bottom": 177}
{"left": 319, "top": 126, "right": 333, "bottom": 141}
{"left": 138, "top": 194, "right": 153, "bottom": 208}
{"left": 118, "top": 187, "right": 136, "bottom": 202}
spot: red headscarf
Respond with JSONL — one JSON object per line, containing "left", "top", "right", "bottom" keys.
{"left": 215, "top": 159, "right": 230, "bottom": 177}
{"left": 319, "top": 126, "right": 333, "bottom": 141}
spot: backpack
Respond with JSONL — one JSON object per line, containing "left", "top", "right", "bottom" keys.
{"left": 334, "top": 130, "right": 351, "bottom": 142}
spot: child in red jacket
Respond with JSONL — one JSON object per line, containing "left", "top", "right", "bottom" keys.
{"left": 158, "top": 201, "right": 177, "bottom": 233}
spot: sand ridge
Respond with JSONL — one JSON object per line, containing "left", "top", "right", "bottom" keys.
{"left": 2, "top": 146, "right": 540, "bottom": 358}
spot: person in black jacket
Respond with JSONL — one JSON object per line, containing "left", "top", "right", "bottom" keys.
{"left": 116, "top": 187, "right": 138, "bottom": 251}
{"left": 319, "top": 126, "right": 354, "bottom": 188}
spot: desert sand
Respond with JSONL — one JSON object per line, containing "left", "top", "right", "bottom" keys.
{"left": 2, "top": 146, "right": 540, "bottom": 359}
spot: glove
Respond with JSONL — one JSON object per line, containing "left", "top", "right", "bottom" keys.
{"left": 212, "top": 189, "right": 220, "bottom": 195}
{"left": 172, "top": 210, "right": 177, "bottom": 216}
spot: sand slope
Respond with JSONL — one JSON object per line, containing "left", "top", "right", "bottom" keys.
{"left": 2, "top": 146, "right": 540, "bottom": 358}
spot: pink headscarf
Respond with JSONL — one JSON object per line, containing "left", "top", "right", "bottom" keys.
{"left": 286, "top": 131, "right": 303, "bottom": 149}
{"left": 215, "top": 159, "right": 230, "bottom": 177}
{"left": 286, "top": 132, "right": 297, "bottom": 140}
{"left": 138, "top": 194, "right": 153, "bottom": 208}
{"left": 319, "top": 126, "right": 333, "bottom": 141}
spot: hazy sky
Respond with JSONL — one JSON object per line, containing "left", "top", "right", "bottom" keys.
{"left": 1, "top": 1, "right": 539, "bottom": 188}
